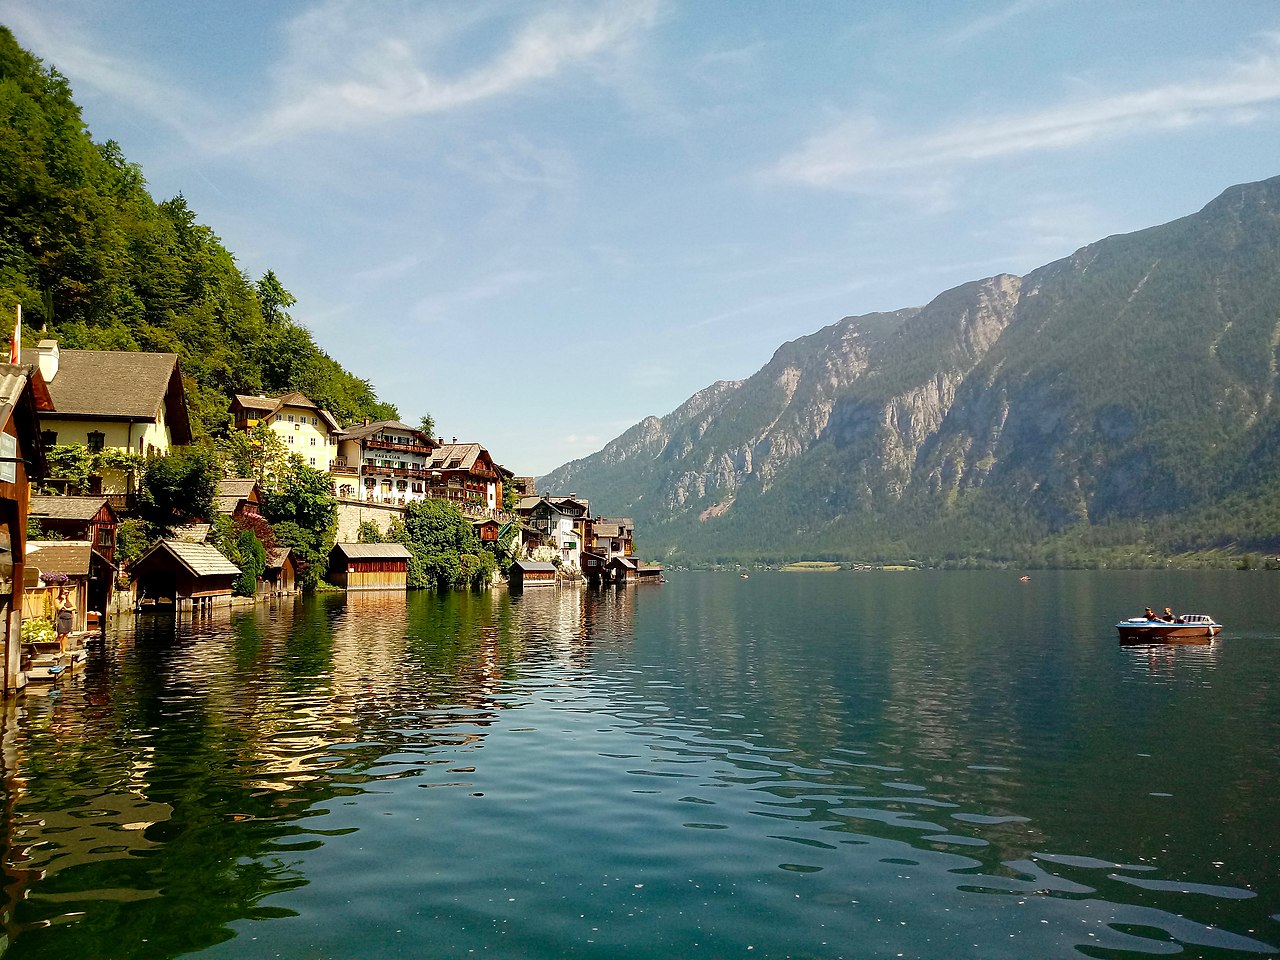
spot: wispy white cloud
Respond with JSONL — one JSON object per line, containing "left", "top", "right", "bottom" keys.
{"left": 0, "top": 2, "right": 208, "bottom": 140}
{"left": 410, "top": 268, "right": 543, "bottom": 324}
{"left": 241, "top": 0, "right": 662, "bottom": 145}
{"left": 770, "top": 36, "right": 1280, "bottom": 190}
{"left": 938, "top": 0, "right": 1066, "bottom": 48}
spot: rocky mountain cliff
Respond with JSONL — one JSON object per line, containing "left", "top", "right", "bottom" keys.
{"left": 542, "top": 176, "right": 1280, "bottom": 563}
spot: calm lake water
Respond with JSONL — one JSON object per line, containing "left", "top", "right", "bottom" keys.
{"left": 2, "top": 571, "right": 1278, "bottom": 959}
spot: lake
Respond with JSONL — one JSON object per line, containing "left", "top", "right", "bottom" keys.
{"left": 2, "top": 571, "right": 1278, "bottom": 959}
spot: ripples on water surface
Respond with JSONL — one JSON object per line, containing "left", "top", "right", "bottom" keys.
{"left": 1, "top": 571, "right": 1277, "bottom": 959}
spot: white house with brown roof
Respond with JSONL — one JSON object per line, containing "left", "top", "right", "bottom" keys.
{"left": 23, "top": 340, "right": 191, "bottom": 495}
{"left": 332, "top": 421, "right": 438, "bottom": 505}
{"left": 515, "top": 495, "right": 589, "bottom": 570}
{"left": 230, "top": 392, "right": 341, "bottom": 470}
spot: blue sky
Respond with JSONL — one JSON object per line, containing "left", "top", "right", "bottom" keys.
{"left": 4, "top": 1, "right": 1280, "bottom": 476}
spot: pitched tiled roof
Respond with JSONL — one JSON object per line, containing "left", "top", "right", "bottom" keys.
{"left": 154, "top": 541, "right": 241, "bottom": 577}
{"left": 172, "top": 523, "right": 213, "bottom": 543}
{"left": 232, "top": 393, "right": 276, "bottom": 411}
{"left": 424, "top": 443, "right": 487, "bottom": 472}
{"left": 514, "top": 560, "right": 557, "bottom": 572}
{"left": 30, "top": 495, "right": 112, "bottom": 522}
{"left": 0, "top": 363, "right": 49, "bottom": 476}
{"left": 331, "top": 542, "right": 413, "bottom": 560}
{"left": 24, "top": 348, "right": 190, "bottom": 442}
{"left": 264, "top": 547, "right": 292, "bottom": 570}
{"left": 340, "top": 420, "right": 435, "bottom": 444}
{"left": 232, "top": 393, "right": 341, "bottom": 432}
{"left": 214, "top": 478, "right": 261, "bottom": 516}
{"left": 27, "top": 540, "right": 95, "bottom": 576}
{"left": 218, "top": 478, "right": 259, "bottom": 500}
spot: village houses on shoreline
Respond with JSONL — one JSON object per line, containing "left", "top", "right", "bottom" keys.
{"left": 0, "top": 338, "right": 660, "bottom": 697}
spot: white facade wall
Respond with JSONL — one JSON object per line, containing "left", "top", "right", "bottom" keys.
{"left": 267, "top": 404, "right": 337, "bottom": 470}
{"left": 41, "top": 413, "right": 172, "bottom": 494}
{"left": 554, "top": 516, "right": 581, "bottom": 570}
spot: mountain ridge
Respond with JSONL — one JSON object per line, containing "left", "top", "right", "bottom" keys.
{"left": 541, "top": 175, "right": 1280, "bottom": 564}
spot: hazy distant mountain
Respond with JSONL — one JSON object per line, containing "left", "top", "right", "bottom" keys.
{"left": 541, "top": 176, "right": 1280, "bottom": 564}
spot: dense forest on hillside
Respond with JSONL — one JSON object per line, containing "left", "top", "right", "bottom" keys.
{"left": 0, "top": 28, "right": 396, "bottom": 436}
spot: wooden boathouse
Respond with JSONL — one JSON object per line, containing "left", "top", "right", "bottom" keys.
{"left": 262, "top": 547, "right": 297, "bottom": 596}
{"left": 24, "top": 540, "right": 115, "bottom": 629}
{"left": 328, "top": 542, "right": 411, "bottom": 591}
{"left": 130, "top": 540, "right": 241, "bottom": 611}
{"left": 0, "top": 362, "right": 49, "bottom": 696}
{"left": 510, "top": 559, "right": 557, "bottom": 589}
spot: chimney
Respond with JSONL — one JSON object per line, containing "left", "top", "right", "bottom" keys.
{"left": 363, "top": 417, "right": 370, "bottom": 426}
{"left": 36, "top": 339, "right": 59, "bottom": 383}
{"left": 451, "top": 436, "right": 457, "bottom": 444}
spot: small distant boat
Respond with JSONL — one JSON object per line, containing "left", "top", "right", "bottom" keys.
{"left": 740, "top": 573, "right": 749, "bottom": 579}
{"left": 1115, "top": 614, "right": 1222, "bottom": 644}
{"left": 1019, "top": 576, "right": 1030, "bottom": 582}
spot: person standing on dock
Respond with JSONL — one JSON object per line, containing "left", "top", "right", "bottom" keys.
{"left": 55, "top": 591, "right": 74, "bottom": 654}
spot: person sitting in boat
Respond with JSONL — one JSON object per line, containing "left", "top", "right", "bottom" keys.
{"left": 1143, "top": 607, "right": 1157, "bottom": 620}
{"left": 1161, "top": 607, "right": 1178, "bottom": 622}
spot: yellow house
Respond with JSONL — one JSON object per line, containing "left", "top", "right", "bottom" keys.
{"left": 23, "top": 341, "right": 191, "bottom": 498}
{"left": 230, "top": 392, "right": 340, "bottom": 470}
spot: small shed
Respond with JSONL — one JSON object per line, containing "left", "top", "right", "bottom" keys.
{"left": 511, "top": 559, "right": 557, "bottom": 589}
{"left": 130, "top": 540, "right": 241, "bottom": 611}
{"left": 215, "top": 478, "right": 263, "bottom": 521}
{"left": 23, "top": 541, "right": 114, "bottom": 630}
{"left": 472, "top": 517, "right": 502, "bottom": 542}
{"left": 328, "top": 542, "right": 411, "bottom": 591}
{"left": 263, "top": 547, "right": 297, "bottom": 595}
{"left": 605, "top": 556, "right": 638, "bottom": 584}
{"left": 29, "top": 496, "right": 118, "bottom": 566}
{"left": 634, "top": 561, "right": 665, "bottom": 584}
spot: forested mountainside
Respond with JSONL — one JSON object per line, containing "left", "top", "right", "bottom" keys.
{"left": 543, "top": 176, "right": 1280, "bottom": 566}
{"left": 0, "top": 28, "right": 396, "bottom": 436}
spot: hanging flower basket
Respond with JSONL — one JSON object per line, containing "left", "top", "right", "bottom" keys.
{"left": 38, "top": 572, "right": 70, "bottom": 585}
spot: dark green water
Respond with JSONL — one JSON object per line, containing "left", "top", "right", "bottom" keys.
{"left": 2, "top": 571, "right": 1278, "bottom": 959}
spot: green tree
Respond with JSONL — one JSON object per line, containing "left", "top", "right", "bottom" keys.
{"left": 419, "top": 414, "right": 435, "bottom": 438}
{"left": 234, "top": 529, "right": 267, "bottom": 596}
{"left": 138, "top": 446, "right": 218, "bottom": 534}
{"left": 389, "top": 498, "right": 494, "bottom": 589}
{"left": 115, "top": 518, "right": 150, "bottom": 566}
{"left": 261, "top": 462, "right": 337, "bottom": 592}
{"left": 255, "top": 270, "right": 295, "bottom": 325}
{"left": 214, "top": 422, "right": 291, "bottom": 488}
{"left": 356, "top": 520, "right": 382, "bottom": 543}
{"left": 0, "top": 27, "right": 400, "bottom": 436}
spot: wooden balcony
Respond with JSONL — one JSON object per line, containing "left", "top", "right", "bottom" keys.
{"left": 363, "top": 464, "right": 429, "bottom": 479}
{"left": 365, "top": 438, "right": 432, "bottom": 454}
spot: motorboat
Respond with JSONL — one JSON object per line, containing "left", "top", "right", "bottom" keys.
{"left": 1115, "top": 613, "right": 1221, "bottom": 643}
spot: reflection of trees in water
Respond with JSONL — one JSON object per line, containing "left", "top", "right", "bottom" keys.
{"left": 0, "top": 584, "right": 666, "bottom": 954}
{"left": 0, "top": 594, "right": 498, "bottom": 955}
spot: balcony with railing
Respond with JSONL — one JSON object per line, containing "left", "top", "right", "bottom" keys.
{"left": 365, "top": 437, "right": 432, "bottom": 454}
{"left": 362, "top": 463, "right": 430, "bottom": 479}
